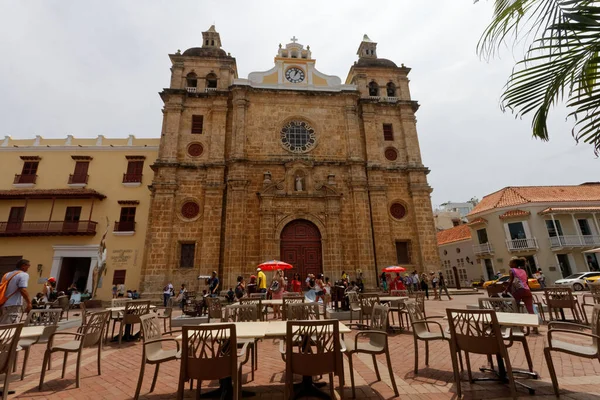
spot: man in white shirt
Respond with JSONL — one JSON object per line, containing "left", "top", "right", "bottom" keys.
{"left": 1, "top": 259, "right": 31, "bottom": 319}
{"left": 163, "top": 282, "right": 173, "bottom": 306}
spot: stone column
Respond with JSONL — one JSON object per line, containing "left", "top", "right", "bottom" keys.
{"left": 231, "top": 94, "right": 248, "bottom": 160}
{"left": 200, "top": 168, "right": 226, "bottom": 280}
{"left": 348, "top": 168, "right": 377, "bottom": 288}
{"left": 409, "top": 171, "right": 440, "bottom": 271}
{"left": 326, "top": 197, "right": 342, "bottom": 279}
{"left": 222, "top": 178, "right": 249, "bottom": 288}
{"left": 140, "top": 176, "right": 178, "bottom": 295}
{"left": 158, "top": 101, "right": 183, "bottom": 162}
{"left": 367, "top": 171, "right": 396, "bottom": 268}
{"left": 344, "top": 100, "right": 364, "bottom": 162}
{"left": 401, "top": 111, "right": 423, "bottom": 167}
{"left": 208, "top": 104, "right": 228, "bottom": 162}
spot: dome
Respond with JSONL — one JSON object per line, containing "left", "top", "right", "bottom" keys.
{"left": 181, "top": 47, "right": 229, "bottom": 57}
{"left": 356, "top": 58, "right": 398, "bottom": 68}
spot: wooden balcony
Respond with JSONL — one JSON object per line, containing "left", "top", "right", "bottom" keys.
{"left": 114, "top": 221, "right": 136, "bottom": 232}
{"left": 68, "top": 174, "right": 89, "bottom": 184}
{"left": 122, "top": 173, "right": 142, "bottom": 184}
{"left": 13, "top": 174, "right": 37, "bottom": 184}
{"left": 0, "top": 220, "right": 97, "bottom": 237}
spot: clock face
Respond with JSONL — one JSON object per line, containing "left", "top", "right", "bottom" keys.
{"left": 285, "top": 67, "right": 305, "bottom": 83}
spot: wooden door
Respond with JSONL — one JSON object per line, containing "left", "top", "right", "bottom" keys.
{"left": 280, "top": 220, "right": 322, "bottom": 281}
{"left": 7, "top": 207, "right": 25, "bottom": 232}
{"left": 63, "top": 207, "right": 82, "bottom": 232}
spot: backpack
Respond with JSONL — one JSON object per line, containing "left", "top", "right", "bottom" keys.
{"left": 0, "top": 271, "right": 22, "bottom": 307}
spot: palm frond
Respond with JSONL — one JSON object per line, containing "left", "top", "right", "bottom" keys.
{"left": 476, "top": 0, "right": 600, "bottom": 153}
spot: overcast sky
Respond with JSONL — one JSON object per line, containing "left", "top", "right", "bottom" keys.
{"left": 1, "top": 1, "right": 596, "bottom": 207}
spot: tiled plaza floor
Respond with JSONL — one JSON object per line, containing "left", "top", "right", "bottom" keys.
{"left": 8, "top": 292, "right": 600, "bottom": 399}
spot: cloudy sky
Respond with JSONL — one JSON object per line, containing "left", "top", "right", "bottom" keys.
{"left": 1, "top": 1, "right": 596, "bottom": 207}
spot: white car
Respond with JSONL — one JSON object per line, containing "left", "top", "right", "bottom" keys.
{"left": 554, "top": 272, "right": 600, "bottom": 291}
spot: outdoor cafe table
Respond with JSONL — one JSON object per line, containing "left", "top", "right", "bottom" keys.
{"left": 175, "top": 320, "right": 351, "bottom": 399}
{"left": 379, "top": 296, "right": 409, "bottom": 302}
{"left": 446, "top": 311, "right": 540, "bottom": 394}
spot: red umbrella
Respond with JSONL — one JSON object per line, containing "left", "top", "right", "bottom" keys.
{"left": 257, "top": 260, "right": 293, "bottom": 271}
{"left": 382, "top": 266, "right": 407, "bottom": 273}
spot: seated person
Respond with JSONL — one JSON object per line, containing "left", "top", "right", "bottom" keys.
{"left": 80, "top": 289, "right": 91, "bottom": 302}
{"left": 132, "top": 290, "right": 140, "bottom": 299}
{"left": 70, "top": 290, "right": 82, "bottom": 306}
{"left": 32, "top": 292, "right": 45, "bottom": 309}
{"left": 225, "top": 288, "right": 235, "bottom": 303}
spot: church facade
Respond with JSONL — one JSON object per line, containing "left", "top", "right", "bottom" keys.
{"left": 140, "top": 26, "right": 440, "bottom": 293}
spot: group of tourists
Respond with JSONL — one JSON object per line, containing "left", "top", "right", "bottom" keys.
{"left": 380, "top": 270, "right": 453, "bottom": 300}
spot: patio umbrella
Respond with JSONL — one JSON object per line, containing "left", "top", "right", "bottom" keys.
{"left": 382, "top": 266, "right": 407, "bottom": 273}
{"left": 257, "top": 260, "right": 293, "bottom": 271}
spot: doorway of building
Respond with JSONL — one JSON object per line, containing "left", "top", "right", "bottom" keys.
{"left": 524, "top": 255, "right": 537, "bottom": 277}
{"left": 557, "top": 254, "right": 572, "bottom": 278}
{"left": 483, "top": 259, "right": 494, "bottom": 280}
{"left": 58, "top": 257, "right": 91, "bottom": 292}
{"left": 280, "top": 219, "right": 322, "bottom": 282}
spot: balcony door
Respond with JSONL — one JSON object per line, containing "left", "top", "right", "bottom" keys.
{"left": 476, "top": 228, "right": 488, "bottom": 244}
{"left": 7, "top": 207, "right": 25, "bottom": 232}
{"left": 63, "top": 207, "right": 82, "bottom": 232}
{"left": 504, "top": 221, "right": 533, "bottom": 250}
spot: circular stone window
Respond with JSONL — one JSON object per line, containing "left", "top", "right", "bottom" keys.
{"left": 181, "top": 201, "right": 200, "bottom": 219}
{"left": 385, "top": 148, "right": 398, "bottom": 161}
{"left": 187, "top": 143, "right": 203, "bottom": 157}
{"left": 280, "top": 120, "right": 316, "bottom": 153}
{"left": 390, "top": 203, "right": 407, "bottom": 220}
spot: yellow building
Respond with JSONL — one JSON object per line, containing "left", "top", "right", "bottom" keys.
{"left": 0, "top": 135, "right": 158, "bottom": 300}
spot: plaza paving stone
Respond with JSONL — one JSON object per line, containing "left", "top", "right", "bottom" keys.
{"left": 8, "top": 292, "right": 600, "bottom": 399}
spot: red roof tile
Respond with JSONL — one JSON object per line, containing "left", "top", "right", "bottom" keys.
{"left": 467, "top": 217, "right": 488, "bottom": 226}
{"left": 498, "top": 209, "right": 531, "bottom": 219}
{"left": 437, "top": 225, "right": 472, "bottom": 245}
{"left": 0, "top": 189, "right": 106, "bottom": 200}
{"left": 469, "top": 184, "right": 600, "bottom": 215}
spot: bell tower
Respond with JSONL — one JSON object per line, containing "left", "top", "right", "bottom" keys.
{"left": 202, "top": 25, "right": 222, "bottom": 49}
{"left": 357, "top": 34, "right": 377, "bottom": 59}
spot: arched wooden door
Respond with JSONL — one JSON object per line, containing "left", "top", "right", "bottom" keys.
{"left": 280, "top": 219, "right": 322, "bottom": 280}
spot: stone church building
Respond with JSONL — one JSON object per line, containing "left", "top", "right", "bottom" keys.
{"left": 140, "top": 26, "right": 439, "bottom": 293}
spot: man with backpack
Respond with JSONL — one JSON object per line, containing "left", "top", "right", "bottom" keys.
{"left": 0, "top": 259, "right": 32, "bottom": 320}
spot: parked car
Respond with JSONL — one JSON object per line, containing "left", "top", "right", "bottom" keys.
{"left": 482, "top": 275, "right": 541, "bottom": 290}
{"left": 584, "top": 275, "right": 600, "bottom": 287}
{"left": 554, "top": 272, "right": 600, "bottom": 291}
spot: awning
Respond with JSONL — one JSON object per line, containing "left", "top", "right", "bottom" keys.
{"left": 0, "top": 189, "right": 106, "bottom": 200}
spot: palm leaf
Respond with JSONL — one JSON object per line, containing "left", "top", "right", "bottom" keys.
{"left": 476, "top": 0, "right": 600, "bottom": 153}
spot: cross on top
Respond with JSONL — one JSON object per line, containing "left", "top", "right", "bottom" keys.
{"left": 290, "top": 36, "right": 298, "bottom": 43}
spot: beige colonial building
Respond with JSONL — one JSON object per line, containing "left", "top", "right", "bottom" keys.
{"left": 141, "top": 26, "right": 439, "bottom": 293}
{"left": 0, "top": 135, "right": 159, "bottom": 300}
{"left": 467, "top": 184, "right": 600, "bottom": 284}
{"left": 437, "top": 225, "right": 478, "bottom": 288}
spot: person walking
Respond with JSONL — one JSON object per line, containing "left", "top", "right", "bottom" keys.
{"left": 534, "top": 268, "right": 547, "bottom": 289}
{"left": 178, "top": 284, "right": 187, "bottom": 310}
{"left": 291, "top": 273, "right": 302, "bottom": 294}
{"left": 163, "top": 281, "right": 173, "bottom": 307}
{"left": 430, "top": 272, "right": 439, "bottom": 300}
{"left": 257, "top": 268, "right": 267, "bottom": 294}
{"left": 437, "top": 272, "right": 453, "bottom": 300}
{"left": 270, "top": 270, "right": 285, "bottom": 319}
{"left": 503, "top": 257, "right": 535, "bottom": 314}
{"left": 420, "top": 273, "right": 429, "bottom": 299}
{"left": 412, "top": 271, "right": 420, "bottom": 292}
{"left": 208, "top": 271, "right": 220, "bottom": 297}
{"left": 0, "top": 259, "right": 32, "bottom": 323}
